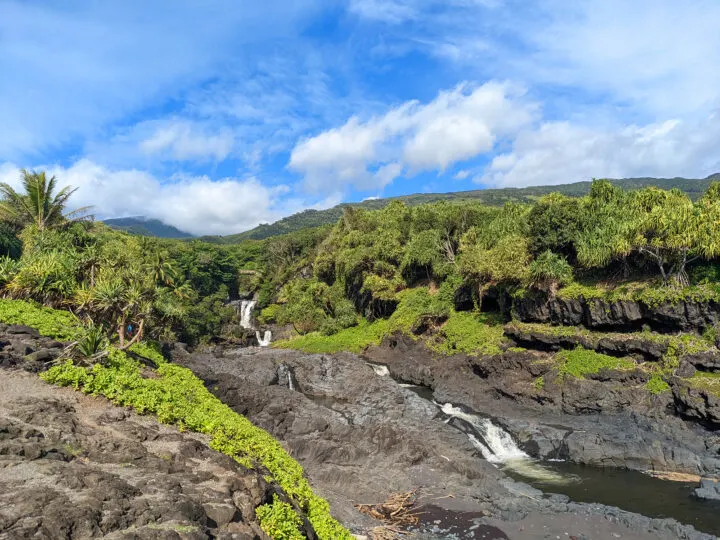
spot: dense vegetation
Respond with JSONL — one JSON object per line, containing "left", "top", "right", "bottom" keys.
{"left": 103, "top": 217, "right": 193, "bottom": 239}
{"left": 211, "top": 174, "right": 720, "bottom": 243}
{"left": 262, "top": 179, "right": 720, "bottom": 345}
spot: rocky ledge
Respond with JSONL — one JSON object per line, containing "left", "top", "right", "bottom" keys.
{"left": 512, "top": 291, "right": 720, "bottom": 334}
{"left": 0, "top": 350, "right": 291, "bottom": 539}
{"left": 173, "top": 344, "right": 715, "bottom": 539}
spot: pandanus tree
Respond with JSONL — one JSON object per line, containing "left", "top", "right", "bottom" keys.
{"left": 0, "top": 169, "right": 92, "bottom": 230}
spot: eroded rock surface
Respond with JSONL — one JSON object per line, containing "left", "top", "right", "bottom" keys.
{"left": 174, "top": 345, "right": 716, "bottom": 540}
{"left": 0, "top": 368, "right": 273, "bottom": 539}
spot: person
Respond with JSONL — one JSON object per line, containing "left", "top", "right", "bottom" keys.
{"left": 127, "top": 323, "right": 133, "bottom": 339}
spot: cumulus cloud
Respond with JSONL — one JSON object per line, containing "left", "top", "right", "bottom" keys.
{"left": 480, "top": 112, "right": 720, "bottom": 187}
{"left": 0, "top": 160, "right": 295, "bottom": 236}
{"left": 140, "top": 121, "right": 234, "bottom": 162}
{"left": 289, "top": 81, "right": 536, "bottom": 192}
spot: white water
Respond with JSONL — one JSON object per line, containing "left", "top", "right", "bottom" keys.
{"left": 367, "top": 363, "right": 390, "bottom": 377}
{"left": 438, "top": 402, "right": 569, "bottom": 484}
{"left": 440, "top": 403, "right": 528, "bottom": 463}
{"left": 256, "top": 330, "right": 272, "bottom": 347}
{"left": 238, "top": 300, "right": 272, "bottom": 347}
{"left": 239, "top": 300, "right": 256, "bottom": 329}
{"left": 287, "top": 372, "right": 295, "bottom": 391}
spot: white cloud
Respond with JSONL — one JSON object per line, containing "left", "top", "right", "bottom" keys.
{"left": 140, "top": 121, "right": 234, "bottom": 162}
{"left": 454, "top": 170, "right": 470, "bottom": 180}
{"left": 289, "top": 81, "right": 536, "bottom": 192}
{"left": 0, "top": 160, "right": 298, "bottom": 236}
{"left": 348, "top": 0, "right": 417, "bottom": 23}
{"left": 481, "top": 112, "right": 720, "bottom": 188}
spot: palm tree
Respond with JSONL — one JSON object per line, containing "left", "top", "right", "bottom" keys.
{"left": 0, "top": 169, "right": 92, "bottom": 230}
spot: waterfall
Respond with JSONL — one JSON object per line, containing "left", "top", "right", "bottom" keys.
{"left": 287, "top": 372, "right": 295, "bottom": 391}
{"left": 239, "top": 300, "right": 256, "bottom": 330}
{"left": 439, "top": 403, "right": 528, "bottom": 464}
{"left": 238, "top": 300, "right": 271, "bottom": 347}
{"left": 256, "top": 330, "right": 272, "bottom": 347}
{"left": 366, "top": 362, "right": 390, "bottom": 377}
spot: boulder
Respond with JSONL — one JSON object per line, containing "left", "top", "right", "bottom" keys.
{"left": 694, "top": 479, "right": 720, "bottom": 501}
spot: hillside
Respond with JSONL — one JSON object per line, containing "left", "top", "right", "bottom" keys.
{"left": 209, "top": 174, "right": 720, "bottom": 244}
{"left": 103, "top": 216, "right": 193, "bottom": 238}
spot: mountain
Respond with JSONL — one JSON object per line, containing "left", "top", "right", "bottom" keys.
{"left": 206, "top": 174, "right": 719, "bottom": 244}
{"left": 103, "top": 217, "right": 193, "bottom": 239}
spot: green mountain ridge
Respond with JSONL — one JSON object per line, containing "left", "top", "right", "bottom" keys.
{"left": 202, "top": 174, "right": 720, "bottom": 244}
{"left": 102, "top": 217, "right": 193, "bottom": 239}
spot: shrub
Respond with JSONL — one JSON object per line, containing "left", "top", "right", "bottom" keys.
{"left": 556, "top": 347, "right": 636, "bottom": 379}
{"left": 527, "top": 250, "right": 573, "bottom": 291}
{"left": 256, "top": 495, "right": 304, "bottom": 540}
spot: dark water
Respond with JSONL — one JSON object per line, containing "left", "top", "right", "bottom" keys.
{"left": 400, "top": 382, "right": 720, "bottom": 537}
{"left": 504, "top": 461, "right": 720, "bottom": 536}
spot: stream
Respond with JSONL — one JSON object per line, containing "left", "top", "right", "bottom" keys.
{"left": 387, "top": 372, "right": 720, "bottom": 537}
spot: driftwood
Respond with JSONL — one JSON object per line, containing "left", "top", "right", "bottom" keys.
{"left": 355, "top": 489, "right": 423, "bottom": 537}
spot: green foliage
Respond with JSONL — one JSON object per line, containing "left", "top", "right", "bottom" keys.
{"left": 259, "top": 304, "right": 283, "bottom": 325}
{"left": 527, "top": 251, "right": 573, "bottom": 290}
{"left": 41, "top": 348, "right": 350, "bottom": 540}
{"left": 276, "top": 318, "right": 391, "bottom": 354}
{"left": 0, "top": 298, "right": 81, "bottom": 341}
{"left": 533, "top": 376, "right": 545, "bottom": 390}
{"left": 556, "top": 347, "right": 636, "bottom": 379}
{"left": 646, "top": 374, "right": 671, "bottom": 395}
{"left": 256, "top": 495, "right": 305, "bottom": 540}
{"left": 76, "top": 323, "right": 109, "bottom": 357}
{"left": 688, "top": 371, "right": 720, "bottom": 397}
{"left": 0, "top": 169, "right": 91, "bottom": 230}
{"left": 527, "top": 193, "right": 584, "bottom": 259}
{"left": 427, "top": 311, "right": 505, "bottom": 356}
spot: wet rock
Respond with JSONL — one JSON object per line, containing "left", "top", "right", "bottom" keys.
{"left": 694, "top": 479, "right": 720, "bottom": 501}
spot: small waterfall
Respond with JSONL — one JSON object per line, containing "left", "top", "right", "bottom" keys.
{"left": 440, "top": 403, "right": 529, "bottom": 464}
{"left": 287, "top": 372, "right": 295, "bottom": 391}
{"left": 256, "top": 330, "right": 272, "bottom": 347}
{"left": 239, "top": 300, "right": 256, "bottom": 330}
{"left": 237, "top": 300, "right": 271, "bottom": 347}
{"left": 366, "top": 362, "right": 390, "bottom": 377}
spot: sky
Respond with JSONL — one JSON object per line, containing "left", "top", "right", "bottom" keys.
{"left": 1, "top": 0, "right": 719, "bottom": 236}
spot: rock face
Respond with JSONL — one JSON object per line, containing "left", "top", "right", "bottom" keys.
{"left": 695, "top": 479, "right": 720, "bottom": 501}
{"left": 365, "top": 335, "right": 720, "bottom": 476}
{"left": 512, "top": 292, "right": 720, "bottom": 333}
{"left": 174, "top": 345, "right": 716, "bottom": 540}
{"left": 0, "top": 368, "right": 275, "bottom": 539}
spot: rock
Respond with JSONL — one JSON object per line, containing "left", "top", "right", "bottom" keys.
{"left": 512, "top": 292, "right": 720, "bottom": 333}
{"left": 24, "top": 349, "right": 57, "bottom": 363}
{"left": 0, "top": 365, "right": 298, "bottom": 539}
{"left": 6, "top": 325, "right": 40, "bottom": 337}
{"left": 693, "top": 479, "right": 720, "bottom": 501}
{"left": 676, "top": 360, "right": 697, "bottom": 378}
{"left": 682, "top": 352, "right": 720, "bottom": 372}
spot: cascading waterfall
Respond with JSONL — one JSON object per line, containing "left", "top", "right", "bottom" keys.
{"left": 256, "top": 330, "right": 272, "bottom": 347}
{"left": 437, "top": 401, "right": 567, "bottom": 484}
{"left": 238, "top": 300, "right": 272, "bottom": 347}
{"left": 440, "top": 403, "right": 528, "bottom": 464}
{"left": 287, "top": 372, "right": 295, "bottom": 391}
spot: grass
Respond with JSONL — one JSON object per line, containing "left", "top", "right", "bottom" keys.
{"left": 688, "top": 371, "right": 720, "bottom": 397}
{"left": 427, "top": 311, "right": 505, "bottom": 356}
{"left": 275, "top": 318, "right": 391, "bottom": 354}
{"left": 556, "top": 280, "right": 720, "bottom": 307}
{"left": 645, "top": 374, "right": 671, "bottom": 395}
{"left": 0, "top": 298, "right": 81, "bottom": 341}
{"left": 556, "top": 347, "right": 636, "bottom": 379}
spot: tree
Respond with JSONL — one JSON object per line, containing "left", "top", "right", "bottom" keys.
{"left": 527, "top": 193, "right": 583, "bottom": 259}
{"left": 0, "top": 169, "right": 92, "bottom": 230}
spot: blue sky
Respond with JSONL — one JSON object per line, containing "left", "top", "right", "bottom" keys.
{"left": 1, "top": 0, "right": 719, "bottom": 235}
